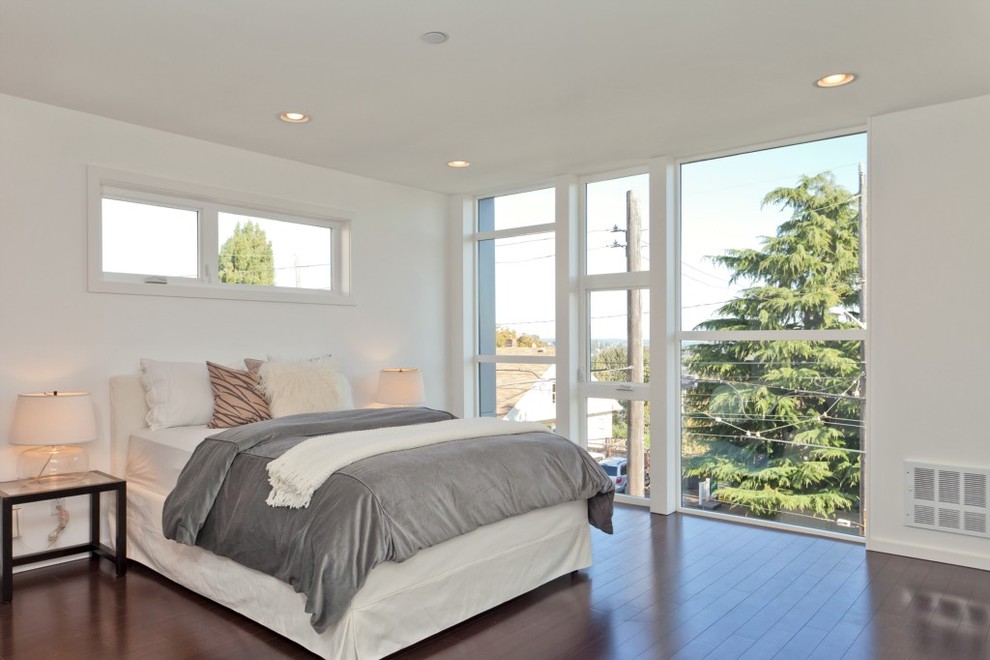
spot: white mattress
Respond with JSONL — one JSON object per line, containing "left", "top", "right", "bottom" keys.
{"left": 121, "top": 423, "right": 594, "bottom": 659}
{"left": 124, "top": 483, "right": 590, "bottom": 659}
{"left": 125, "top": 424, "right": 211, "bottom": 493}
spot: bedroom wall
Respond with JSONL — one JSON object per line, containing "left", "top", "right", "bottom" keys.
{"left": 868, "top": 92, "right": 990, "bottom": 570}
{"left": 0, "top": 93, "right": 449, "bottom": 550}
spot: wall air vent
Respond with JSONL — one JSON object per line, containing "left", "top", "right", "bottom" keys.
{"left": 905, "top": 462, "right": 990, "bottom": 539}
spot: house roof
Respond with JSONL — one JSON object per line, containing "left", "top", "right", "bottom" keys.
{"left": 2, "top": 2, "right": 989, "bottom": 194}
{"left": 494, "top": 347, "right": 555, "bottom": 418}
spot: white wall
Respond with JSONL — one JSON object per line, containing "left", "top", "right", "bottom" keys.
{"left": 868, "top": 93, "right": 990, "bottom": 570}
{"left": 0, "top": 94, "right": 449, "bottom": 549}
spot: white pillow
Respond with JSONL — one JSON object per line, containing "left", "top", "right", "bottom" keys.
{"left": 258, "top": 358, "right": 353, "bottom": 417}
{"left": 139, "top": 359, "right": 214, "bottom": 430}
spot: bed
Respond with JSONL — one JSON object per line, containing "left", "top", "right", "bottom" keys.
{"left": 109, "top": 373, "right": 611, "bottom": 659}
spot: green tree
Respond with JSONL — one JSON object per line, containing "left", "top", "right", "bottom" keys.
{"left": 495, "top": 326, "right": 543, "bottom": 349}
{"left": 591, "top": 344, "right": 651, "bottom": 448}
{"left": 682, "top": 172, "right": 863, "bottom": 523}
{"left": 219, "top": 222, "right": 275, "bottom": 285}
{"left": 516, "top": 333, "right": 543, "bottom": 348}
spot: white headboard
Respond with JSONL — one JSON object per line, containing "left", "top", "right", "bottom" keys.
{"left": 109, "top": 374, "right": 149, "bottom": 476}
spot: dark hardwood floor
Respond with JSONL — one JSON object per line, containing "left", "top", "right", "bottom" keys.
{"left": 2, "top": 504, "right": 989, "bottom": 659}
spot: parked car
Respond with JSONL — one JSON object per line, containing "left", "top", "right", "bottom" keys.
{"left": 599, "top": 457, "right": 628, "bottom": 494}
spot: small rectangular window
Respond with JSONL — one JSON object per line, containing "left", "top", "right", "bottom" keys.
{"left": 218, "top": 212, "right": 333, "bottom": 290}
{"left": 586, "top": 173, "right": 649, "bottom": 275}
{"left": 589, "top": 289, "right": 650, "bottom": 385}
{"left": 481, "top": 188, "right": 555, "bottom": 232}
{"left": 478, "top": 232, "right": 556, "bottom": 356}
{"left": 102, "top": 197, "right": 199, "bottom": 279}
{"left": 88, "top": 168, "right": 351, "bottom": 305}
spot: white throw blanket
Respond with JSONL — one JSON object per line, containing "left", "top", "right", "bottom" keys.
{"left": 266, "top": 417, "right": 550, "bottom": 508}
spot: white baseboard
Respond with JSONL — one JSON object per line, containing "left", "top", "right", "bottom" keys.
{"left": 867, "top": 535, "right": 990, "bottom": 571}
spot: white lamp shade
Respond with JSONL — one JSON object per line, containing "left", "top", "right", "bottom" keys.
{"left": 9, "top": 392, "right": 98, "bottom": 446}
{"left": 377, "top": 369, "right": 425, "bottom": 405}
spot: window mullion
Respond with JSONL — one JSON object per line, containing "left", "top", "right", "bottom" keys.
{"left": 201, "top": 204, "right": 219, "bottom": 284}
{"left": 474, "top": 222, "right": 555, "bottom": 242}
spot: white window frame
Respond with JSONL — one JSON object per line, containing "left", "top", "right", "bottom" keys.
{"left": 672, "top": 130, "right": 869, "bottom": 541}
{"left": 472, "top": 183, "right": 559, "bottom": 423}
{"left": 460, "top": 132, "right": 868, "bottom": 541}
{"left": 578, "top": 167, "right": 653, "bottom": 505}
{"left": 87, "top": 166, "right": 353, "bottom": 305}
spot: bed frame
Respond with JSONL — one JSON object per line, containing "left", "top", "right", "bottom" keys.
{"left": 109, "top": 375, "right": 593, "bottom": 659}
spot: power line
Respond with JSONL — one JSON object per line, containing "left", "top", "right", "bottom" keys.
{"left": 682, "top": 411, "right": 863, "bottom": 426}
{"left": 682, "top": 430, "right": 864, "bottom": 454}
{"left": 688, "top": 377, "right": 865, "bottom": 401}
{"left": 682, "top": 261, "right": 728, "bottom": 283}
{"left": 682, "top": 271, "right": 730, "bottom": 289}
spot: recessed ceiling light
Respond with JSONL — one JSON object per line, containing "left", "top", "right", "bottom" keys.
{"left": 421, "top": 31, "right": 449, "bottom": 45}
{"left": 279, "top": 112, "right": 311, "bottom": 123}
{"left": 447, "top": 160, "right": 470, "bottom": 168}
{"left": 814, "top": 73, "right": 856, "bottom": 88}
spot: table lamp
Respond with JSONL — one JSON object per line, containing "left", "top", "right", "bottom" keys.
{"left": 9, "top": 391, "right": 97, "bottom": 481}
{"left": 377, "top": 368, "right": 425, "bottom": 406}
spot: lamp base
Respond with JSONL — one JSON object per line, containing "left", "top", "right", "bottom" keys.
{"left": 17, "top": 445, "right": 89, "bottom": 482}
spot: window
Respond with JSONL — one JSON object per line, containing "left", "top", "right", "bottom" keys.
{"left": 586, "top": 173, "right": 649, "bottom": 275}
{"left": 582, "top": 172, "right": 651, "bottom": 499}
{"left": 88, "top": 167, "right": 351, "bottom": 304}
{"left": 101, "top": 198, "right": 199, "bottom": 279}
{"left": 678, "top": 134, "right": 868, "bottom": 536}
{"left": 476, "top": 188, "right": 556, "bottom": 428}
{"left": 464, "top": 139, "right": 870, "bottom": 540}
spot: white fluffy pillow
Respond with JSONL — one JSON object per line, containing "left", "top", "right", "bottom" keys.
{"left": 258, "top": 358, "right": 353, "bottom": 417}
{"left": 139, "top": 359, "right": 214, "bottom": 430}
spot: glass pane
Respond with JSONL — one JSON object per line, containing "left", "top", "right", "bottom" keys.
{"left": 588, "top": 397, "right": 650, "bottom": 498}
{"left": 680, "top": 134, "right": 867, "bottom": 331}
{"left": 478, "top": 233, "right": 555, "bottom": 356}
{"left": 218, "top": 213, "right": 332, "bottom": 290}
{"left": 480, "top": 362, "right": 557, "bottom": 430}
{"left": 680, "top": 340, "right": 865, "bottom": 536}
{"left": 589, "top": 289, "right": 650, "bottom": 384}
{"left": 479, "top": 188, "right": 555, "bottom": 232}
{"left": 586, "top": 173, "right": 649, "bottom": 275}
{"left": 102, "top": 198, "right": 198, "bottom": 278}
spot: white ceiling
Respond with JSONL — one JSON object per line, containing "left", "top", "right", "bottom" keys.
{"left": 3, "top": 1, "right": 990, "bottom": 195}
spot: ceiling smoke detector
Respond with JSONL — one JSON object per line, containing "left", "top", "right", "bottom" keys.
{"left": 421, "top": 31, "right": 449, "bottom": 45}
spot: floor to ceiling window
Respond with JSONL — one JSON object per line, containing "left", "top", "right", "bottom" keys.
{"left": 476, "top": 188, "right": 557, "bottom": 428}
{"left": 581, "top": 172, "right": 650, "bottom": 500}
{"left": 464, "top": 133, "right": 869, "bottom": 536}
{"left": 678, "top": 133, "right": 868, "bottom": 536}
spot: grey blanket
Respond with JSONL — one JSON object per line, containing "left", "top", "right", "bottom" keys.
{"left": 162, "top": 408, "right": 615, "bottom": 633}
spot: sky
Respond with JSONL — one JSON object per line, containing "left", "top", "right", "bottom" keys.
{"left": 491, "top": 133, "right": 868, "bottom": 340}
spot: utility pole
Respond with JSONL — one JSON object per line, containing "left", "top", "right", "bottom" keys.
{"left": 626, "top": 191, "right": 645, "bottom": 497}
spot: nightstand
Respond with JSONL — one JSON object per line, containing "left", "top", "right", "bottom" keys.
{"left": 0, "top": 470, "right": 126, "bottom": 603}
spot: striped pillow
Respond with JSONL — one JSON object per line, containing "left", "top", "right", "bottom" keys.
{"left": 206, "top": 361, "right": 272, "bottom": 429}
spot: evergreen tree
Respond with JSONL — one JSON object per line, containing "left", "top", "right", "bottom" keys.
{"left": 219, "top": 222, "right": 275, "bottom": 285}
{"left": 682, "top": 172, "right": 864, "bottom": 523}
